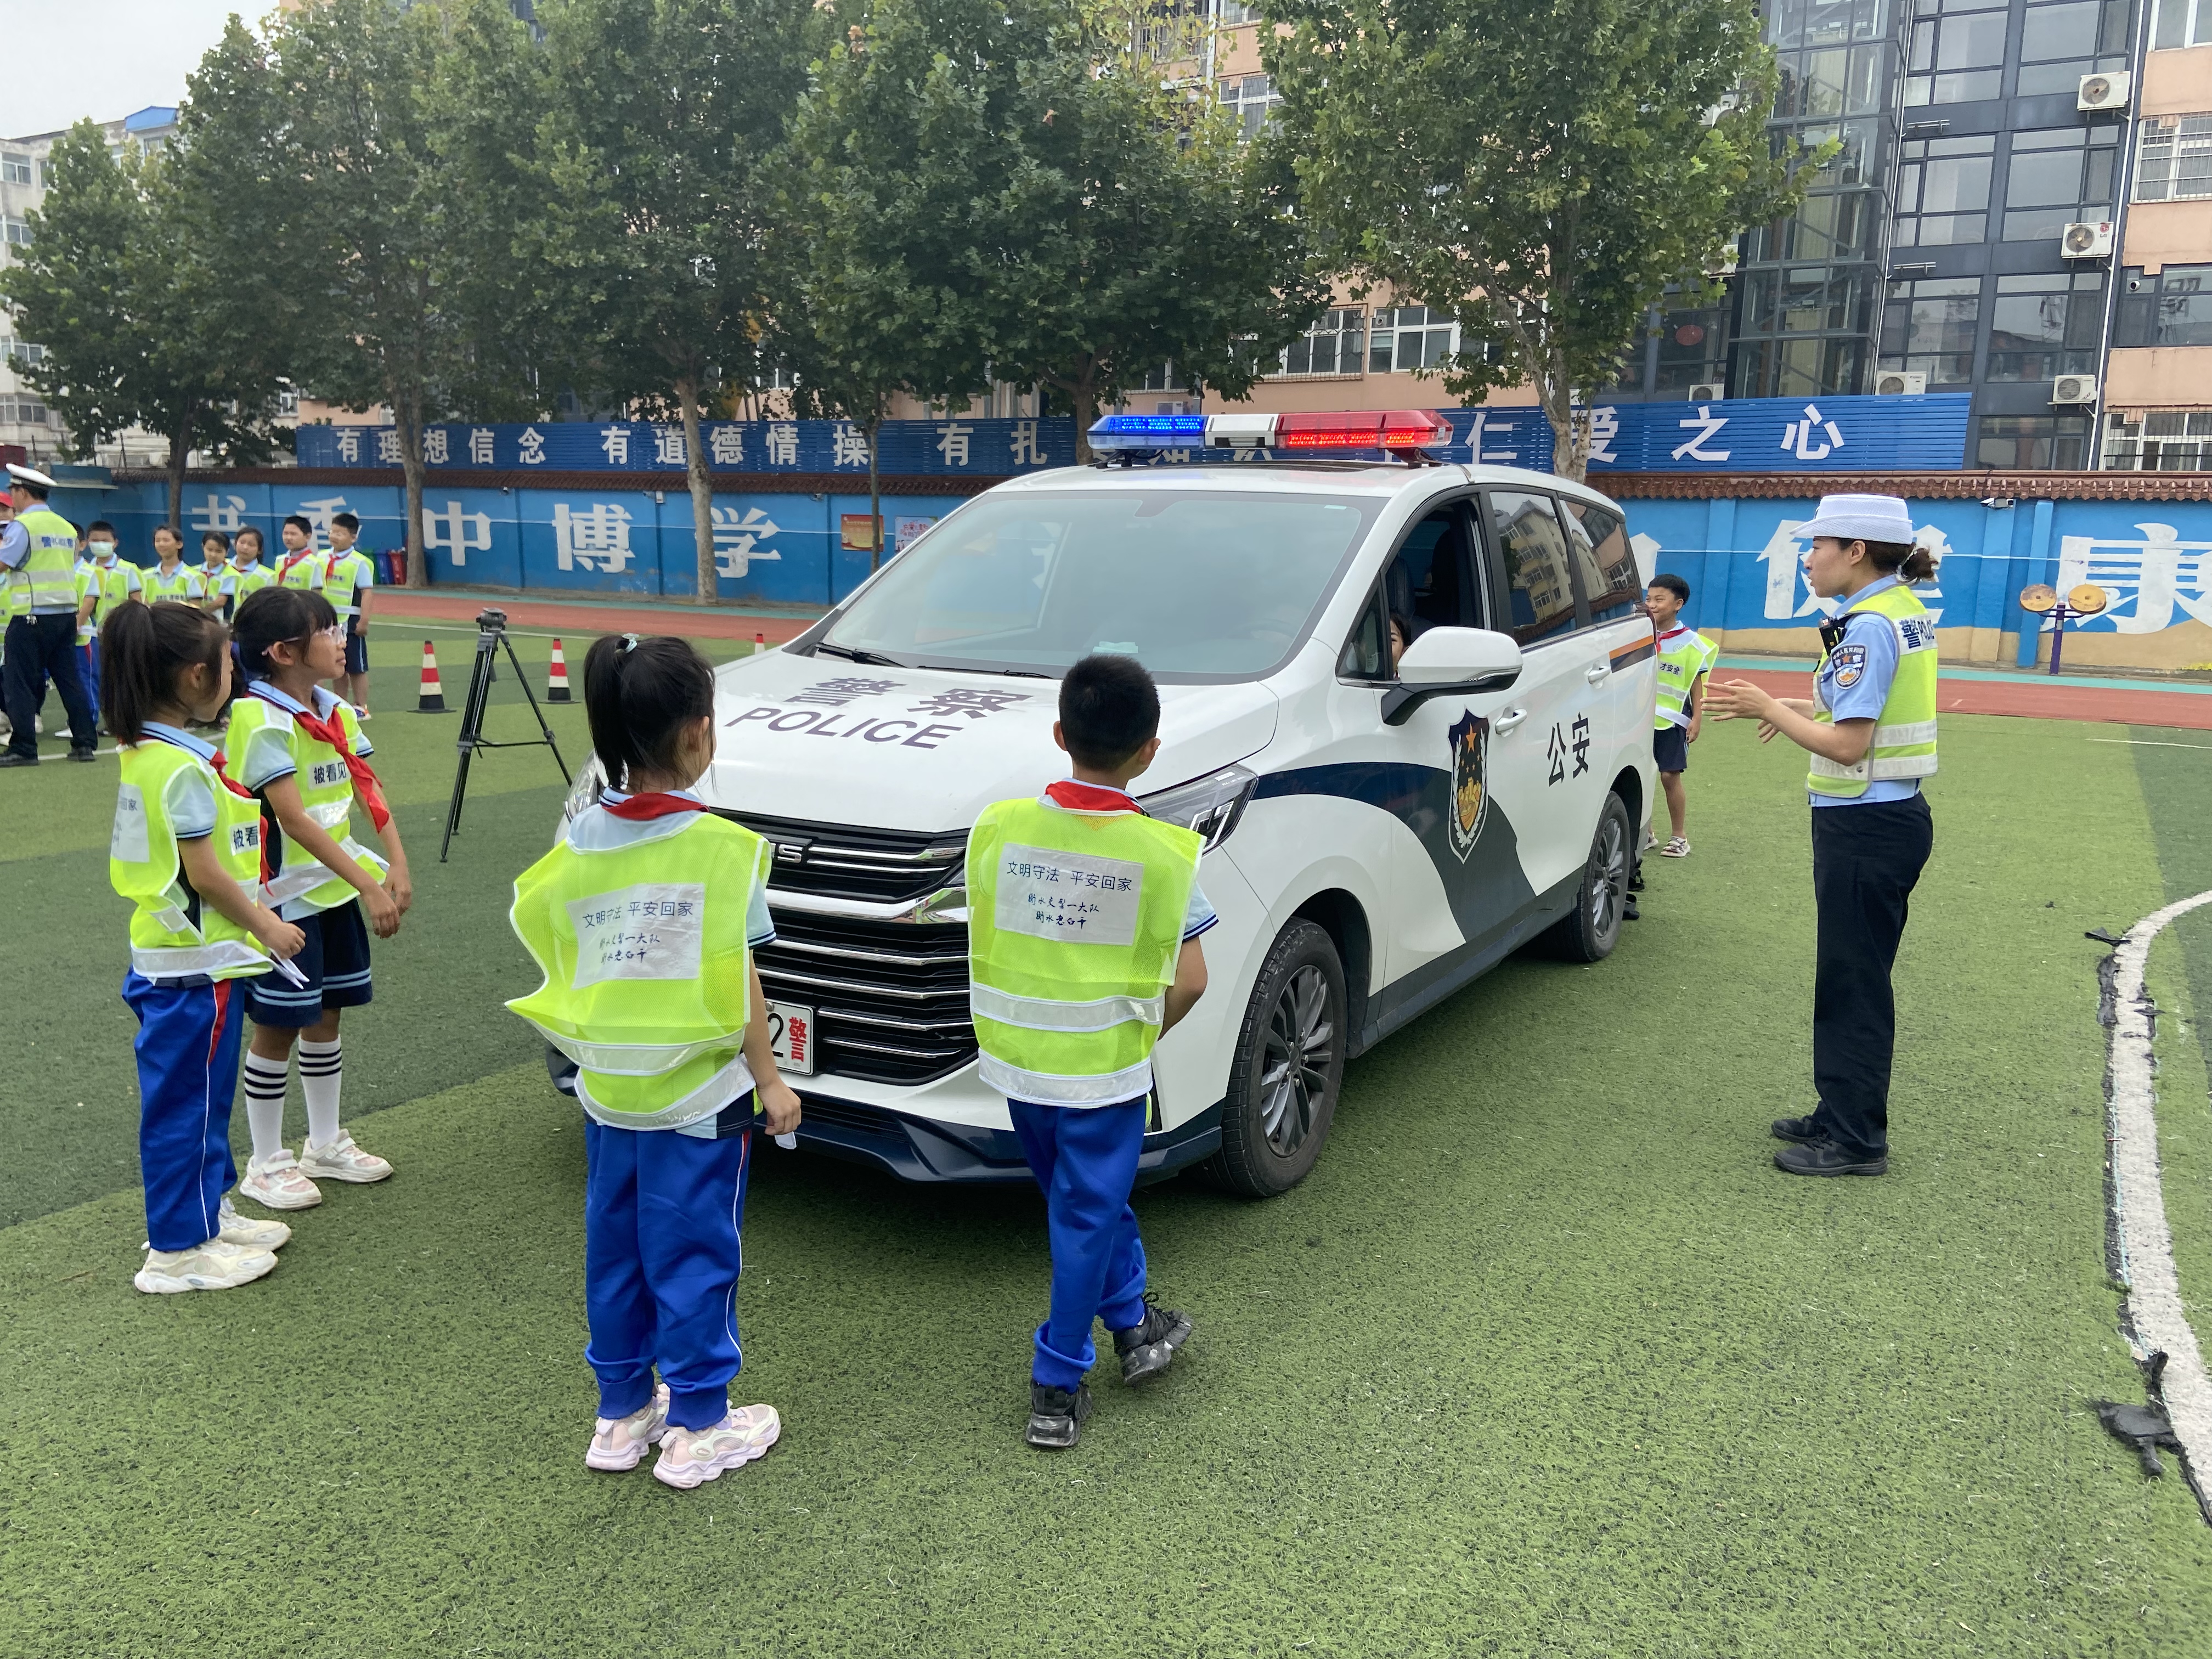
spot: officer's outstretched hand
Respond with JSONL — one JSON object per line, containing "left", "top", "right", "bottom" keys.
{"left": 759, "top": 1076, "right": 802, "bottom": 1137}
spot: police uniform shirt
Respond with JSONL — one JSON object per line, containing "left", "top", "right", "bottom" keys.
{"left": 581, "top": 789, "right": 779, "bottom": 949}
{"left": 1813, "top": 573, "right": 1919, "bottom": 809}
{"left": 233, "top": 680, "right": 377, "bottom": 918}
{"left": 1040, "top": 778, "right": 1219, "bottom": 943}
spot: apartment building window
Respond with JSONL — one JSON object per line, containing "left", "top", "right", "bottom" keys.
{"left": 2103, "top": 409, "right": 2212, "bottom": 470}
{"left": 1906, "top": 0, "right": 2008, "bottom": 106}
{"left": 2017, "top": 0, "right": 2132, "bottom": 95}
{"left": 2137, "top": 114, "right": 2212, "bottom": 201}
{"left": 1, "top": 218, "right": 31, "bottom": 248}
{"left": 1985, "top": 272, "right": 2105, "bottom": 379}
{"left": 1879, "top": 275, "right": 1982, "bottom": 383}
{"left": 0, "top": 395, "right": 51, "bottom": 425}
{"left": 1776, "top": 42, "right": 1891, "bottom": 117}
{"left": 1, "top": 339, "right": 46, "bottom": 369}
{"left": 0, "top": 153, "right": 31, "bottom": 185}
{"left": 1978, "top": 413, "right": 2090, "bottom": 467}
{"left": 1135, "top": 362, "right": 1183, "bottom": 392}
{"left": 1220, "top": 75, "right": 1281, "bottom": 140}
{"left": 1213, "top": 0, "right": 1260, "bottom": 21}
{"left": 2117, "top": 264, "right": 2212, "bottom": 346}
{"left": 1892, "top": 133, "right": 1995, "bottom": 246}
{"left": 1368, "top": 307, "right": 1458, "bottom": 374}
{"left": 1273, "top": 309, "right": 1365, "bottom": 377}
{"left": 1654, "top": 304, "right": 1733, "bottom": 392}
{"left": 2151, "top": 0, "right": 2212, "bottom": 47}
{"left": 2002, "top": 127, "right": 2118, "bottom": 241}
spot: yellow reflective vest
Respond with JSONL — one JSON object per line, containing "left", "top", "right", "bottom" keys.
{"left": 111, "top": 732, "right": 272, "bottom": 981}
{"left": 12, "top": 505, "right": 81, "bottom": 613}
{"left": 965, "top": 795, "right": 1200, "bottom": 1106}
{"left": 1809, "top": 580, "right": 1940, "bottom": 798}
{"left": 224, "top": 688, "right": 386, "bottom": 912}
{"left": 1654, "top": 626, "right": 1718, "bottom": 729}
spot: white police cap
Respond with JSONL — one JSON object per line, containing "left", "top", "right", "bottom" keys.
{"left": 1798, "top": 493, "right": 1915, "bottom": 545}
{"left": 5, "top": 462, "right": 58, "bottom": 490}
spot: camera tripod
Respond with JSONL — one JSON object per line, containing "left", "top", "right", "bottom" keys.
{"left": 439, "top": 608, "right": 571, "bottom": 862}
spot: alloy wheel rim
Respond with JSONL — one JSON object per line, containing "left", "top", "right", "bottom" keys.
{"left": 1257, "top": 964, "right": 1334, "bottom": 1155}
{"left": 1590, "top": 814, "right": 1627, "bottom": 939}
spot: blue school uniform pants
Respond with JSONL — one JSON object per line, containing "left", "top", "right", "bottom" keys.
{"left": 122, "top": 972, "right": 246, "bottom": 1252}
{"left": 582, "top": 1117, "right": 753, "bottom": 1431}
{"left": 1009, "top": 1097, "right": 1150, "bottom": 1390}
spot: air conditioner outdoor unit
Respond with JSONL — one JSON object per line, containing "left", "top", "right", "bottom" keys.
{"left": 1688, "top": 382, "right": 1725, "bottom": 403}
{"left": 2062, "top": 221, "right": 2115, "bottom": 258}
{"left": 1874, "top": 371, "right": 1928, "bottom": 396}
{"left": 2079, "top": 71, "right": 2132, "bottom": 111}
{"left": 2052, "top": 374, "right": 2099, "bottom": 405}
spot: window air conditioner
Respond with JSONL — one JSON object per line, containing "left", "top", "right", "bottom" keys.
{"left": 2078, "top": 72, "right": 2132, "bottom": 112}
{"left": 2061, "top": 221, "right": 2114, "bottom": 259}
{"left": 1687, "top": 382, "right": 1725, "bottom": 403}
{"left": 1874, "top": 371, "right": 1927, "bottom": 396}
{"left": 2051, "top": 374, "right": 2098, "bottom": 406}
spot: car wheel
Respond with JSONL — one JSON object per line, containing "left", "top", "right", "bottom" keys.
{"left": 1539, "top": 791, "right": 1631, "bottom": 963}
{"left": 1205, "top": 919, "right": 1347, "bottom": 1198}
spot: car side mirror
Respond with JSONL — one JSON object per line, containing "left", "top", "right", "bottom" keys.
{"left": 1383, "top": 627, "right": 1521, "bottom": 725}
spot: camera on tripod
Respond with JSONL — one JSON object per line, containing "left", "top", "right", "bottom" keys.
{"left": 476, "top": 607, "right": 507, "bottom": 633}
{"left": 439, "top": 606, "right": 569, "bottom": 861}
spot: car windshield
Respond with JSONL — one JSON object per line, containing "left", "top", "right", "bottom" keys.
{"left": 817, "top": 488, "right": 1381, "bottom": 682}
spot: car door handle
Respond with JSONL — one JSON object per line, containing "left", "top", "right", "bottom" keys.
{"left": 1493, "top": 707, "right": 1529, "bottom": 734}
{"left": 1585, "top": 664, "right": 1610, "bottom": 684}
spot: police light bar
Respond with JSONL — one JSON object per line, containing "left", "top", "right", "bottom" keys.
{"left": 1086, "top": 408, "right": 1452, "bottom": 460}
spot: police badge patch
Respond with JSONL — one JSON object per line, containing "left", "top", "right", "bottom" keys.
{"left": 1829, "top": 642, "right": 1867, "bottom": 689}
{"left": 1448, "top": 708, "right": 1490, "bottom": 862}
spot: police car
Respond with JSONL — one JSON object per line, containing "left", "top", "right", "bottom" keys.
{"left": 558, "top": 409, "right": 1656, "bottom": 1195}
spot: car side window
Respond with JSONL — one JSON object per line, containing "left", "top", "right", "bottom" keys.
{"left": 1562, "top": 499, "right": 1639, "bottom": 624}
{"left": 1338, "top": 583, "right": 1391, "bottom": 680}
{"left": 1488, "top": 490, "right": 1578, "bottom": 645}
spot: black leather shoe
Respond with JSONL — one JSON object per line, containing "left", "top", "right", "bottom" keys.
{"left": 0, "top": 752, "right": 38, "bottom": 768}
{"left": 1112, "top": 1295, "right": 1193, "bottom": 1386}
{"left": 1025, "top": 1382, "right": 1093, "bottom": 1449}
{"left": 1774, "top": 1138, "right": 1887, "bottom": 1177}
{"left": 65, "top": 748, "right": 97, "bottom": 763}
{"left": 1771, "top": 1115, "right": 1822, "bottom": 1144}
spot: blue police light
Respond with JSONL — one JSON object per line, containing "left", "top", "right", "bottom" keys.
{"left": 1087, "top": 413, "right": 1210, "bottom": 452}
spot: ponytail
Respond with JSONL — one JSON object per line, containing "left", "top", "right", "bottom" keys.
{"left": 582, "top": 634, "right": 715, "bottom": 790}
{"left": 1861, "top": 538, "right": 1936, "bottom": 584}
{"left": 100, "top": 599, "right": 230, "bottom": 744}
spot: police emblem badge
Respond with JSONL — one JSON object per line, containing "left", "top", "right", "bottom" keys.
{"left": 1829, "top": 642, "right": 1867, "bottom": 689}
{"left": 1448, "top": 708, "right": 1489, "bottom": 862}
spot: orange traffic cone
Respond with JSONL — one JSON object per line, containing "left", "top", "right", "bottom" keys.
{"left": 754, "top": 630, "right": 767, "bottom": 655}
{"left": 417, "top": 641, "right": 447, "bottom": 713}
{"left": 547, "top": 637, "right": 572, "bottom": 702}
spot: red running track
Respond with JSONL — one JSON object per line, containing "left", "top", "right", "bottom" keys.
{"left": 373, "top": 589, "right": 817, "bottom": 645}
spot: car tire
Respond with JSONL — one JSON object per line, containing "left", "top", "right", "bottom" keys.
{"left": 1204, "top": 918, "right": 1348, "bottom": 1198}
{"left": 1538, "top": 791, "right": 1632, "bottom": 963}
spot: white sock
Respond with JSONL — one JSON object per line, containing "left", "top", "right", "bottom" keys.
{"left": 298, "top": 1038, "right": 343, "bottom": 1149}
{"left": 242, "top": 1054, "right": 292, "bottom": 1162}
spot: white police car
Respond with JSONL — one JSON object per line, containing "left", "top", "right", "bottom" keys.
{"left": 560, "top": 409, "right": 1656, "bottom": 1195}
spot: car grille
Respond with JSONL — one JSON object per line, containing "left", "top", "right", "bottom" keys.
{"left": 719, "top": 812, "right": 975, "bottom": 1086}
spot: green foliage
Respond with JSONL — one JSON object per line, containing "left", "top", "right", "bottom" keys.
{"left": 1264, "top": 0, "right": 1811, "bottom": 479}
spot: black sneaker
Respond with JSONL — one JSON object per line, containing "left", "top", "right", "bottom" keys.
{"left": 66, "top": 748, "right": 97, "bottom": 763}
{"left": 1770, "top": 1115, "right": 1822, "bottom": 1144}
{"left": 0, "top": 753, "right": 37, "bottom": 768}
{"left": 1774, "top": 1138, "right": 1887, "bottom": 1177}
{"left": 1026, "top": 1382, "right": 1092, "bottom": 1449}
{"left": 1111, "top": 1294, "right": 1192, "bottom": 1386}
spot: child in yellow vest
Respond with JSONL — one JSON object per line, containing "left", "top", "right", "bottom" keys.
{"left": 506, "top": 634, "right": 799, "bottom": 1488}
{"left": 199, "top": 532, "right": 234, "bottom": 617}
{"left": 101, "top": 599, "right": 305, "bottom": 1291}
{"left": 142, "top": 525, "right": 207, "bottom": 606}
{"left": 1645, "top": 573, "right": 1717, "bottom": 858}
{"left": 224, "top": 586, "right": 411, "bottom": 1210}
{"left": 966, "top": 653, "right": 1212, "bottom": 1449}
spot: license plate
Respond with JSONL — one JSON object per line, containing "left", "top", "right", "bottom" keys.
{"left": 767, "top": 1001, "right": 816, "bottom": 1077}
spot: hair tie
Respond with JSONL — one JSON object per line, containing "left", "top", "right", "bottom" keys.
{"left": 621, "top": 634, "right": 640, "bottom": 653}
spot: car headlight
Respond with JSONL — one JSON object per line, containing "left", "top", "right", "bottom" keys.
{"left": 561, "top": 757, "right": 607, "bottom": 828}
{"left": 1138, "top": 763, "right": 1258, "bottom": 853}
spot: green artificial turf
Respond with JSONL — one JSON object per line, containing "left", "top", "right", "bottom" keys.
{"left": 2, "top": 692, "right": 2211, "bottom": 1655}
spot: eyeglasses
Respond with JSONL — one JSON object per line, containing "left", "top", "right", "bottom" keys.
{"left": 317, "top": 624, "right": 347, "bottom": 642}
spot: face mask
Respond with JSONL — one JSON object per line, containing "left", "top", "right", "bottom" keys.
{"left": 90, "top": 542, "right": 116, "bottom": 562}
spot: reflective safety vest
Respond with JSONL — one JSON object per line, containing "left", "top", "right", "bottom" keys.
{"left": 143, "top": 563, "right": 203, "bottom": 603}
{"left": 324, "top": 550, "right": 370, "bottom": 617}
{"left": 83, "top": 558, "right": 140, "bottom": 633}
{"left": 110, "top": 736, "right": 271, "bottom": 981}
{"left": 230, "top": 561, "right": 274, "bottom": 601}
{"left": 224, "top": 693, "right": 386, "bottom": 911}
{"left": 964, "top": 797, "right": 1201, "bottom": 1107}
{"left": 507, "top": 810, "right": 772, "bottom": 1128}
{"left": 14, "top": 506, "right": 81, "bottom": 613}
{"left": 1809, "top": 580, "right": 1939, "bottom": 798}
{"left": 276, "top": 551, "right": 323, "bottom": 591}
{"left": 1654, "top": 627, "right": 1718, "bottom": 729}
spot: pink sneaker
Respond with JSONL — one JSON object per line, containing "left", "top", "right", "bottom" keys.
{"left": 653, "top": 1404, "right": 781, "bottom": 1489}
{"left": 586, "top": 1384, "right": 670, "bottom": 1472}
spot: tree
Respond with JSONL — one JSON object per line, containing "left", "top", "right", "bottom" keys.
{"left": 1264, "top": 0, "right": 1812, "bottom": 481}
{"left": 529, "top": 0, "right": 823, "bottom": 602}
{"left": 0, "top": 118, "right": 289, "bottom": 527}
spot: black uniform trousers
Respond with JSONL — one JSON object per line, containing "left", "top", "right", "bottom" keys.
{"left": 1808, "top": 792, "right": 1933, "bottom": 1159}
{"left": 4, "top": 612, "right": 99, "bottom": 760}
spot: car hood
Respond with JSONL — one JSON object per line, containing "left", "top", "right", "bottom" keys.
{"left": 697, "top": 649, "right": 1279, "bottom": 832}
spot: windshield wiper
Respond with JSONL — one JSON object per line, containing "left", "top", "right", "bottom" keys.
{"left": 917, "top": 664, "right": 1051, "bottom": 678}
{"left": 812, "top": 642, "right": 903, "bottom": 666}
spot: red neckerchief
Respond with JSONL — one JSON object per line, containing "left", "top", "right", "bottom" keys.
{"left": 248, "top": 686, "right": 392, "bottom": 832}
{"left": 601, "top": 792, "right": 708, "bottom": 821}
{"left": 1045, "top": 780, "right": 1143, "bottom": 815}
{"left": 279, "top": 550, "right": 319, "bottom": 584}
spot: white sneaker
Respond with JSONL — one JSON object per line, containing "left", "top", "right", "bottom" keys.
{"left": 1660, "top": 836, "right": 1692, "bottom": 858}
{"left": 239, "top": 1150, "right": 323, "bottom": 1210}
{"left": 1642, "top": 828, "right": 1660, "bottom": 851}
{"left": 299, "top": 1132, "right": 393, "bottom": 1184}
{"left": 134, "top": 1238, "right": 277, "bottom": 1294}
{"left": 653, "top": 1404, "right": 781, "bottom": 1489}
{"left": 217, "top": 1195, "right": 291, "bottom": 1250}
{"left": 587, "top": 1384, "right": 670, "bottom": 1472}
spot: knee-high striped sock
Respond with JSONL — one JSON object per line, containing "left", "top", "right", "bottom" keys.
{"left": 298, "top": 1037, "right": 343, "bottom": 1150}
{"left": 242, "top": 1053, "right": 291, "bottom": 1162}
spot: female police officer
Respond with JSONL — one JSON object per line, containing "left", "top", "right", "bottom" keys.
{"left": 1703, "top": 494, "right": 1937, "bottom": 1178}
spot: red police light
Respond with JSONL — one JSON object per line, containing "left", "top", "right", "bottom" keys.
{"left": 1274, "top": 409, "right": 1451, "bottom": 456}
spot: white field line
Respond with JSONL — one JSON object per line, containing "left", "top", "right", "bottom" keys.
{"left": 2087, "top": 739, "right": 2212, "bottom": 751}
{"left": 2107, "top": 888, "right": 2212, "bottom": 1511}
